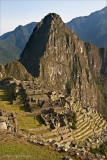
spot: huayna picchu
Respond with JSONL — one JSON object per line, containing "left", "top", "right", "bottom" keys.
{"left": 0, "top": 13, "right": 107, "bottom": 160}
{"left": 20, "top": 13, "right": 107, "bottom": 119}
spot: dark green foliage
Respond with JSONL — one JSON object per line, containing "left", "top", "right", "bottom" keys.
{"left": 71, "top": 122, "right": 77, "bottom": 130}
{"left": 90, "top": 143, "right": 107, "bottom": 156}
{"left": 2, "top": 77, "right": 14, "bottom": 81}
{"left": 19, "top": 89, "right": 31, "bottom": 112}
{"left": 6, "top": 84, "right": 16, "bottom": 104}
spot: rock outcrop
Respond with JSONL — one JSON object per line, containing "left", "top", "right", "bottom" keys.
{"left": 0, "top": 64, "right": 6, "bottom": 79}
{"left": 0, "top": 61, "right": 33, "bottom": 81}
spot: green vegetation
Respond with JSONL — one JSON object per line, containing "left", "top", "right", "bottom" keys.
{"left": 0, "top": 61, "right": 34, "bottom": 81}
{"left": 30, "top": 105, "right": 41, "bottom": 111}
{"left": 0, "top": 132, "right": 63, "bottom": 160}
{"left": 6, "top": 84, "right": 16, "bottom": 104}
{"left": 16, "top": 114, "right": 44, "bottom": 132}
{"left": 44, "top": 135, "right": 57, "bottom": 139}
{"left": 30, "top": 129, "right": 51, "bottom": 135}
{"left": 0, "top": 89, "right": 13, "bottom": 112}
{"left": 71, "top": 122, "right": 77, "bottom": 130}
{"left": 0, "top": 89, "right": 29, "bottom": 113}
{"left": 90, "top": 143, "right": 107, "bottom": 156}
{"left": 5, "top": 61, "right": 33, "bottom": 81}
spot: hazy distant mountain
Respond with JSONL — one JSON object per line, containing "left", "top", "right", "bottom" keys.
{"left": 66, "top": 7, "right": 107, "bottom": 48}
{"left": 0, "top": 22, "right": 37, "bottom": 65}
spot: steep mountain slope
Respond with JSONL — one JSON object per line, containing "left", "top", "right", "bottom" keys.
{"left": 66, "top": 7, "right": 107, "bottom": 48}
{"left": 20, "top": 13, "right": 107, "bottom": 118}
{"left": 0, "top": 22, "right": 37, "bottom": 65}
{"left": 0, "top": 61, "right": 33, "bottom": 81}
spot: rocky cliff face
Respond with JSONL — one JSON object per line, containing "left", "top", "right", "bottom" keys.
{"left": 0, "top": 64, "right": 6, "bottom": 79}
{"left": 20, "top": 13, "right": 107, "bottom": 117}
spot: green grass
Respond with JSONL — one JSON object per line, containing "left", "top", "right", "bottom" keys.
{"left": 23, "top": 115, "right": 44, "bottom": 128}
{"left": 0, "top": 132, "right": 64, "bottom": 160}
{"left": 44, "top": 135, "right": 57, "bottom": 139}
{"left": 0, "top": 90, "right": 12, "bottom": 112}
{"left": 16, "top": 114, "right": 45, "bottom": 133}
{"left": 12, "top": 104, "right": 29, "bottom": 113}
{"left": 15, "top": 115, "right": 26, "bottom": 130}
{"left": 30, "top": 129, "right": 51, "bottom": 135}
{"left": 0, "top": 144, "right": 62, "bottom": 160}
{"left": 0, "top": 89, "right": 29, "bottom": 113}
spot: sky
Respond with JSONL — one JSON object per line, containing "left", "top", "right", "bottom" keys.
{"left": 0, "top": 0, "right": 106, "bottom": 35}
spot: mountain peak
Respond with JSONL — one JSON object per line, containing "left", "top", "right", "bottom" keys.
{"left": 35, "top": 13, "right": 63, "bottom": 30}
{"left": 44, "top": 13, "right": 61, "bottom": 20}
{"left": 20, "top": 13, "right": 71, "bottom": 77}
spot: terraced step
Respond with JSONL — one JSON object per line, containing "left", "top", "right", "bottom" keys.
{"left": 77, "top": 119, "right": 85, "bottom": 126}
{"left": 89, "top": 115, "right": 100, "bottom": 124}
{"left": 77, "top": 119, "right": 84, "bottom": 125}
{"left": 94, "top": 119, "right": 105, "bottom": 127}
{"left": 75, "top": 129, "right": 93, "bottom": 141}
{"left": 94, "top": 120, "right": 106, "bottom": 132}
{"left": 77, "top": 120, "right": 89, "bottom": 129}
{"left": 59, "top": 136, "right": 73, "bottom": 144}
{"left": 89, "top": 112, "right": 97, "bottom": 117}
{"left": 94, "top": 127, "right": 103, "bottom": 134}
{"left": 77, "top": 114, "right": 85, "bottom": 121}
{"left": 92, "top": 113, "right": 100, "bottom": 120}
{"left": 71, "top": 105, "right": 106, "bottom": 142}
{"left": 98, "top": 120, "right": 106, "bottom": 127}
{"left": 74, "top": 125, "right": 92, "bottom": 138}
{"left": 74, "top": 121, "right": 90, "bottom": 134}
{"left": 94, "top": 115, "right": 101, "bottom": 122}
{"left": 62, "top": 132, "right": 72, "bottom": 140}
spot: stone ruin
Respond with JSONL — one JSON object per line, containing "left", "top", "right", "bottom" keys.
{"left": 0, "top": 79, "right": 107, "bottom": 160}
{"left": 41, "top": 108, "right": 68, "bottom": 129}
{"left": 0, "top": 109, "right": 18, "bottom": 132}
